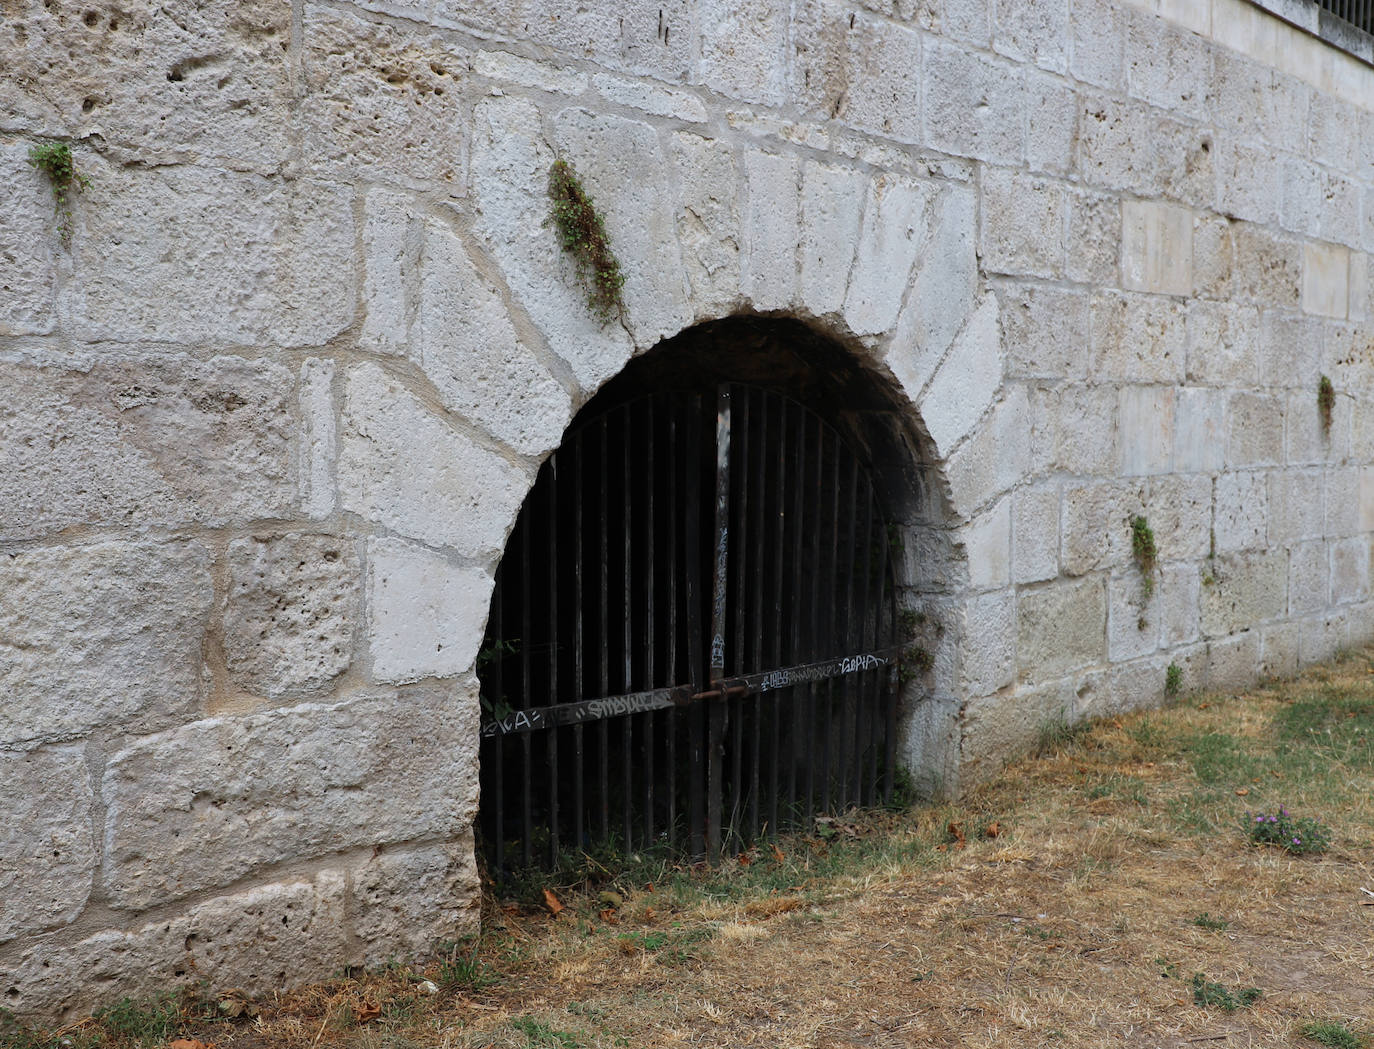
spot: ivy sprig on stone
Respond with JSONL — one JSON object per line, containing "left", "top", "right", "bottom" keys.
{"left": 547, "top": 157, "right": 626, "bottom": 325}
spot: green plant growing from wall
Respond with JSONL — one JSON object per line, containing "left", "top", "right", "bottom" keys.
{"left": 548, "top": 157, "right": 625, "bottom": 325}
{"left": 27, "top": 140, "right": 89, "bottom": 244}
{"left": 1318, "top": 375, "right": 1335, "bottom": 435}
{"left": 1130, "top": 515, "right": 1158, "bottom": 600}
{"left": 1165, "top": 662, "right": 1183, "bottom": 697}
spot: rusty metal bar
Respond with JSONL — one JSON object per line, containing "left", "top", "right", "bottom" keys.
{"left": 685, "top": 393, "right": 705, "bottom": 858}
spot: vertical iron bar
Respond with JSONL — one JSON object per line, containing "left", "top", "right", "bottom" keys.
{"left": 547, "top": 456, "right": 560, "bottom": 867}
{"left": 804, "top": 415, "right": 823, "bottom": 819}
{"left": 622, "top": 405, "right": 634, "bottom": 853}
{"left": 684, "top": 394, "right": 706, "bottom": 858}
{"left": 882, "top": 526, "right": 899, "bottom": 805}
{"left": 707, "top": 385, "right": 731, "bottom": 860}
{"left": 643, "top": 399, "right": 656, "bottom": 847}
{"left": 747, "top": 391, "right": 766, "bottom": 840}
{"left": 573, "top": 431, "right": 586, "bottom": 853}
{"left": 786, "top": 401, "right": 807, "bottom": 817}
{"left": 490, "top": 584, "right": 505, "bottom": 876}
{"left": 838, "top": 448, "right": 859, "bottom": 811}
{"left": 854, "top": 478, "right": 876, "bottom": 806}
{"left": 666, "top": 400, "right": 679, "bottom": 849}
{"left": 521, "top": 507, "right": 533, "bottom": 868}
{"left": 820, "top": 427, "right": 839, "bottom": 815}
{"left": 599, "top": 417, "right": 610, "bottom": 844}
{"left": 769, "top": 393, "right": 787, "bottom": 836}
{"left": 729, "top": 387, "right": 749, "bottom": 851}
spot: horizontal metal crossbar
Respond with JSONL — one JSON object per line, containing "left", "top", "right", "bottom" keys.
{"left": 480, "top": 646, "right": 900, "bottom": 738}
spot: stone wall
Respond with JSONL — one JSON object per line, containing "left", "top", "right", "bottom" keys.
{"left": 4, "top": 0, "right": 1374, "bottom": 1020}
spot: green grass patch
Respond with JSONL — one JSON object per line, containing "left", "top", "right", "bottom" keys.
{"left": 1191, "top": 973, "right": 1261, "bottom": 1011}
{"left": 1301, "top": 1019, "right": 1366, "bottom": 1049}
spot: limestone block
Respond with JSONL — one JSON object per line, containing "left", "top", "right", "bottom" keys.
{"left": 470, "top": 96, "right": 633, "bottom": 392}
{"left": 1281, "top": 156, "right": 1326, "bottom": 239}
{"left": 592, "top": 74, "right": 706, "bottom": 122}
{"left": 1066, "top": 186, "right": 1121, "bottom": 285}
{"left": 1300, "top": 612, "right": 1348, "bottom": 666}
{"left": 959, "top": 684, "right": 1070, "bottom": 783}
{"left": 61, "top": 163, "right": 354, "bottom": 347}
{"left": 1226, "top": 392, "right": 1284, "bottom": 468}
{"left": 1152, "top": 117, "right": 1215, "bottom": 212}
{"left": 795, "top": 163, "right": 864, "bottom": 317}
{"left": 1124, "top": 17, "right": 1207, "bottom": 120}
{"left": 1027, "top": 72, "right": 1076, "bottom": 176}
{"left": 1261, "top": 622, "right": 1301, "bottom": 679}
{"left": 699, "top": 0, "right": 788, "bottom": 105}
{"left": 0, "top": 541, "right": 212, "bottom": 747}
{"left": 889, "top": 184, "right": 977, "bottom": 371}
{"left": 993, "top": 0, "right": 1068, "bottom": 72}
{"left": 223, "top": 534, "right": 360, "bottom": 700}
{"left": 1119, "top": 386, "right": 1174, "bottom": 477}
{"left": 1360, "top": 466, "right": 1374, "bottom": 531}
{"left": 1108, "top": 571, "right": 1159, "bottom": 662}
{"left": 741, "top": 150, "right": 801, "bottom": 312}
{"left": 368, "top": 538, "right": 493, "bottom": 684}
{"left": 944, "top": 386, "right": 1031, "bottom": 520}
{"left": 1012, "top": 484, "right": 1059, "bottom": 585}
{"left": 1121, "top": 201, "right": 1193, "bottom": 297}
{"left": 1068, "top": 0, "right": 1125, "bottom": 90}
{"left": 3, "top": 872, "right": 349, "bottom": 1021}
{"left": 1215, "top": 141, "right": 1281, "bottom": 226}
{"left": 361, "top": 190, "right": 422, "bottom": 357}
{"left": 1200, "top": 551, "right": 1288, "bottom": 638}
{"left": 418, "top": 221, "right": 571, "bottom": 457}
{"left": 301, "top": 7, "right": 467, "bottom": 187}
{"left": 1257, "top": 312, "right": 1321, "bottom": 388}
{"left": 1016, "top": 577, "right": 1107, "bottom": 683}
{"left": 0, "top": 142, "right": 55, "bottom": 335}
{"left": 1325, "top": 466, "right": 1360, "bottom": 537}
{"left": 103, "top": 683, "right": 479, "bottom": 910}
{"left": 924, "top": 39, "right": 1025, "bottom": 165}
{"left": 1350, "top": 254, "right": 1369, "bottom": 322}
{"left": 1316, "top": 174, "right": 1362, "bottom": 251}
{"left": 337, "top": 363, "right": 526, "bottom": 561}
{"left": 474, "top": 51, "right": 589, "bottom": 96}
{"left": 1206, "top": 632, "right": 1261, "bottom": 691}
{"left": 1192, "top": 215, "right": 1235, "bottom": 300}
{"left": 1268, "top": 468, "right": 1325, "bottom": 543}
{"left": 671, "top": 133, "right": 742, "bottom": 318}
{"left": 1076, "top": 95, "right": 1156, "bottom": 195}
{"left": 0, "top": 354, "right": 295, "bottom": 539}
{"left": 1302, "top": 241, "right": 1351, "bottom": 319}
{"left": 945, "top": 0, "right": 992, "bottom": 44}
{"left": 299, "top": 358, "right": 337, "bottom": 520}
{"left": 963, "top": 497, "right": 1011, "bottom": 591}
{"left": 0, "top": 746, "right": 95, "bottom": 945}
{"left": 1028, "top": 385, "right": 1118, "bottom": 477}
{"left": 1144, "top": 475, "right": 1213, "bottom": 560}
{"left": 843, "top": 174, "right": 936, "bottom": 336}
{"left": 349, "top": 840, "right": 480, "bottom": 967}
{"left": 1214, "top": 469, "right": 1268, "bottom": 553}
{"left": 841, "top": 14, "right": 924, "bottom": 144}
{"left": 1061, "top": 480, "right": 1145, "bottom": 576}
{"left": 1160, "top": 562, "right": 1201, "bottom": 646}
{"left": 554, "top": 109, "right": 693, "bottom": 349}
{"left": 1325, "top": 324, "right": 1374, "bottom": 400}
{"left": 961, "top": 590, "right": 1016, "bottom": 696}
{"left": 919, "top": 295, "right": 1002, "bottom": 456}
{"left": 0, "top": 0, "right": 291, "bottom": 171}
{"left": 1208, "top": 53, "right": 1309, "bottom": 152}
{"left": 1000, "top": 285, "right": 1090, "bottom": 380}
{"left": 1186, "top": 302, "right": 1259, "bottom": 387}
{"left": 1287, "top": 539, "right": 1328, "bottom": 614}
{"left": 1285, "top": 387, "right": 1328, "bottom": 465}
{"left": 1089, "top": 292, "right": 1186, "bottom": 384}
{"left": 980, "top": 169, "right": 1065, "bottom": 279}
{"left": 1173, "top": 387, "right": 1226, "bottom": 474}
{"left": 1232, "top": 224, "right": 1301, "bottom": 307}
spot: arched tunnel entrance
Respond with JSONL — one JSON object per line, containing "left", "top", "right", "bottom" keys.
{"left": 477, "top": 318, "right": 939, "bottom": 879}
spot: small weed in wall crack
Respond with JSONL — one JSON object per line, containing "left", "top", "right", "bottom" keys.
{"left": 27, "top": 140, "right": 89, "bottom": 244}
{"left": 548, "top": 157, "right": 626, "bottom": 325}
{"left": 1130, "top": 515, "right": 1157, "bottom": 600}
{"left": 1165, "top": 662, "right": 1182, "bottom": 697}
{"left": 1318, "top": 375, "right": 1335, "bottom": 435}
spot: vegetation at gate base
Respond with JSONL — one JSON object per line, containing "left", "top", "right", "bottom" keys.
{"left": 1165, "top": 661, "right": 1183, "bottom": 697}
{"left": 1319, "top": 374, "right": 1336, "bottom": 434}
{"left": 547, "top": 158, "right": 625, "bottom": 325}
{"left": 1300, "top": 1020, "right": 1367, "bottom": 1049}
{"left": 1129, "top": 514, "right": 1158, "bottom": 599}
{"left": 27, "top": 140, "right": 89, "bottom": 244}
{"left": 1245, "top": 805, "right": 1331, "bottom": 855}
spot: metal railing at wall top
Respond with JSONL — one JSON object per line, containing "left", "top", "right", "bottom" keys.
{"left": 1314, "top": 0, "right": 1374, "bottom": 37}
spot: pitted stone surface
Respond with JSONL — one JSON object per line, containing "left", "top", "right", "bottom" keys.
{"left": 1017, "top": 577, "right": 1108, "bottom": 683}
{"left": 0, "top": 746, "right": 95, "bottom": 945}
{"left": 0, "top": 355, "right": 296, "bottom": 539}
{"left": 0, "top": 143, "right": 56, "bottom": 335}
{"left": 0, "top": 541, "right": 213, "bottom": 746}
{"left": 1200, "top": 551, "right": 1289, "bottom": 638}
{"left": 671, "top": 133, "right": 742, "bottom": 318}
{"left": 102, "top": 684, "right": 479, "bottom": 910}
{"left": 349, "top": 840, "right": 481, "bottom": 967}
{"left": 843, "top": 174, "right": 935, "bottom": 336}
{"left": 223, "top": 534, "right": 360, "bottom": 700}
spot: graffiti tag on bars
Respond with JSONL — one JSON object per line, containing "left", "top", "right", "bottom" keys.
{"left": 757, "top": 652, "right": 887, "bottom": 692}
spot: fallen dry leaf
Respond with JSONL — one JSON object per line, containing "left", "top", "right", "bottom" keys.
{"left": 1235, "top": 788, "right": 1249, "bottom": 796}
{"left": 543, "top": 888, "right": 564, "bottom": 916}
{"left": 169, "top": 1040, "right": 211, "bottom": 1049}
{"left": 984, "top": 821, "right": 1002, "bottom": 838}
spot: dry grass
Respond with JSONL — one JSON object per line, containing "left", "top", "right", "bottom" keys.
{"left": 11, "top": 651, "right": 1374, "bottom": 1049}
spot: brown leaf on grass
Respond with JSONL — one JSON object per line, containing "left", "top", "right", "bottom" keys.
{"left": 356, "top": 1002, "right": 382, "bottom": 1023}
{"left": 984, "top": 821, "right": 1002, "bottom": 838}
{"left": 948, "top": 821, "right": 966, "bottom": 846}
{"left": 1235, "top": 788, "right": 1249, "bottom": 796}
{"left": 598, "top": 908, "right": 619, "bottom": 923}
{"left": 770, "top": 843, "right": 786, "bottom": 863}
{"left": 169, "top": 1040, "right": 212, "bottom": 1049}
{"left": 738, "top": 850, "right": 753, "bottom": 866}
{"left": 543, "top": 888, "right": 564, "bottom": 916}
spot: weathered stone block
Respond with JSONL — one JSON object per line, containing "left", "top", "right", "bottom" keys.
{"left": 0, "top": 746, "right": 95, "bottom": 945}
{"left": 1121, "top": 200, "right": 1193, "bottom": 297}
{"left": 1069, "top": 0, "right": 1125, "bottom": 90}
{"left": 1331, "top": 536, "right": 1371, "bottom": 605}
{"left": 1206, "top": 632, "right": 1262, "bottom": 691}
{"left": 350, "top": 840, "right": 480, "bottom": 967}
{"left": 671, "top": 133, "right": 742, "bottom": 318}
{"left": 1300, "top": 612, "right": 1348, "bottom": 666}
{"left": 961, "top": 590, "right": 1016, "bottom": 696}
{"left": 0, "top": 0, "right": 292, "bottom": 171}
{"left": 924, "top": 39, "right": 1024, "bottom": 164}
{"left": 798, "top": 162, "right": 865, "bottom": 317}
{"left": 1124, "top": 18, "right": 1207, "bottom": 119}
{"left": 1258, "top": 312, "right": 1322, "bottom": 388}
{"left": 1000, "top": 285, "right": 1090, "bottom": 380}
{"left": 1012, "top": 484, "right": 1059, "bottom": 584}
{"left": 1017, "top": 577, "right": 1107, "bottom": 683}
{"left": 1152, "top": 116, "right": 1215, "bottom": 212}
{"left": 964, "top": 497, "right": 1010, "bottom": 591}
{"left": 1186, "top": 302, "right": 1259, "bottom": 387}
{"left": 337, "top": 363, "right": 526, "bottom": 561}
{"left": 0, "top": 143, "right": 55, "bottom": 335}
{"left": 1065, "top": 186, "right": 1121, "bottom": 285}
{"left": 843, "top": 173, "right": 935, "bottom": 336}
{"left": 1108, "top": 572, "right": 1159, "bottom": 662}
{"left": 469, "top": 96, "right": 633, "bottom": 392}
{"left": 1145, "top": 475, "right": 1212, "bottom": 561}
{"left": 1302, "top": 241, "right": 1351, "bottom": 319}
{"left": 1119, "top": 386, "right": 1174, "bottom": 477}
{"left": 0, "top": 541, "right": 212, "bottom": 746}
{"left": 980, "top": 168, "right": 1065, "bottom": 279}
{"left": 1077, "top": 94, "right": 1156, "bottom": 194}
{"left": 1226, "top": 392, "right": 1284, "bottom": 468}
{"left": 1214, "top": 469, "right": 1268, "bottom": 552}
{"left": 223, "top": 534, "right": 360, "bottom": 700}
{"left": 920, "top": 295, "right": 1003, "bottom": 455}
{"left": 841, "top": 14, "right": 924, "bottom": 144}
{"left": 1232, "top": 224, "right": 1301, "bottom": 307}
{"left": 368, "top": 538, "right": 494, "bottom": 684}
{"left": 700, "top": 0, "right": 788, "bottom": 105}
{"left": 301, "top": 7, "right": 467, "bottom": 187}
{"left": 1160, "top": 561, "right": 1200, "bottom": 646}
{"left": 592, "top": 74, "right": 706, "bottom": 122}
{"left": 1200, "top": 551, "right": 1288, "bottom": 638}
{"left": 1173, "top": 387, "right": 1226, "bottom": 473}
{"left": 61, "top": 163, "right": 354, "bottom": 347}
{"left": 1090, "top": 292, "right": 1187, "bottom": 384}
{"left": 1261, "top": 621, "right": 1301, "bottom": 678}
{"left": 1268, "top": 468, "right": 1325, "bottom": 543}
{"left": 1028, "top": 385, "right": 1118, "bottom": 477}
{"left": 103, "top": 683, "right": 479, "bottom": 910}
{"left": 1287, "top": 539, "right": 1328, "bottom": 614}
{"left": 944, "top": 386, "right": 1031, "bottom": 519}
{"left": 993, "top": 0, "right": 1068, "bottom": 72}
{"left": 0, "top": 354, "right": 296, "bottom": 539}
{"left": 891, "top": 184, "right": 978, "bottom": 370}
{"left": 360, "top": 190, "right": 421, "bottom": 357}
{"left": 298, "top": 358, "right": 337, "bottom": 520}
{"left": 418, "top": 221, "right": 571, "bottom": 457}
{"left": 959, "top": 684, "right": 1070, "bottom": 783}
{"left": 1027, "top": 72, "right": 1076, "bottom": 175}
{"left": 474, "top": 50, "right": 588, "bottom": 95}
{"left": 742, "top": 150, "right": 801, "bottom": 312}
{"left": 1192, "top": 214, "right": 1234, "bottom": 300}
{"left": 1061, "top": 480, "right": 1144, "bottom": 576}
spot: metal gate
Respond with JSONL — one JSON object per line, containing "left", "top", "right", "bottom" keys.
{"left": 477, "top": 383, "right": 900, "bottom": 876}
